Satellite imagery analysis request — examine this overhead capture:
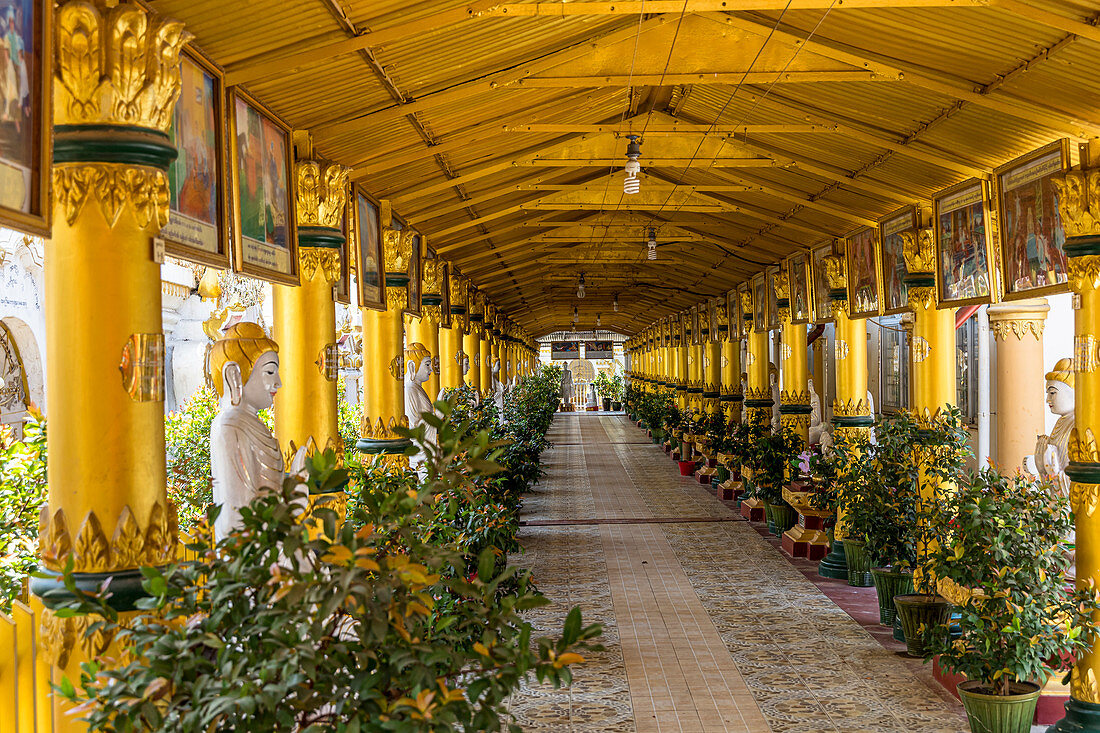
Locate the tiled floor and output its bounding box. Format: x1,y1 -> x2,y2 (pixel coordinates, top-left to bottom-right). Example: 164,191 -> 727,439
509,413 -> 971,733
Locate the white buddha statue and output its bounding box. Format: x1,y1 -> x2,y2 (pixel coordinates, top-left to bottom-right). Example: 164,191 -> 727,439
209,322 -> 305,539
561,366 -> 574,410
808,376 -> 824,444
1028,358 -> 1075,501
769,364 -> 780,431
404,342 -> 437,445
490,357 -> 506,419
586,383 -> 598,410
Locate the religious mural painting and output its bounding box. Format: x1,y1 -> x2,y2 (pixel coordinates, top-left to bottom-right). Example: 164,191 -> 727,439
708,298 -> 720,344
727,288 -> 742,339
353,185 -> 385,311
752,273 -> 766,334
0,0 -> 48,237
551,341 -> 580,361
934,178 -> 995,307
846,227 -> 880,317
879,206 -> 917,315
586,341 -> 613,359
163,47 -> 228,267
811,243 -> 833,324
787,253 -> 811,325
229,89 -> 297,284
995,139 -> 1071,300
437,257 -> 452,328
765,265 -> 780,331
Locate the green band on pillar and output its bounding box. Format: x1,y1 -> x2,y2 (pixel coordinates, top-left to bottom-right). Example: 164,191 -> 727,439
298,226 -> 345,249
779,404 -> 813,415
832,415 -> 874,427
1066,239 -> 1100,257
30,567 -> 153,613
54,125 -> 177,169
356,438 -> 412,455
1068,462 -> 1100,485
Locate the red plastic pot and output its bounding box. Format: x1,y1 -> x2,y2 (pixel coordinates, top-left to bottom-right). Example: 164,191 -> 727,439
678,460 -> 696,476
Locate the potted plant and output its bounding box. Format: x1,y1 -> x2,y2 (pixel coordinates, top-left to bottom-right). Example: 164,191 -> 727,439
922,468 -> 1100,733
593,372 -> 613,412
745,426 -> 803,536
607,372 -> 624,412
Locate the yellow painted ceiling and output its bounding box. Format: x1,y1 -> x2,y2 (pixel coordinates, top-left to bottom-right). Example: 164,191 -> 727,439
148,0 -> 1100,336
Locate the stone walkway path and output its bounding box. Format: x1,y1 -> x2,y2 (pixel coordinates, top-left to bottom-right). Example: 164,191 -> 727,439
509,413 -> 970,733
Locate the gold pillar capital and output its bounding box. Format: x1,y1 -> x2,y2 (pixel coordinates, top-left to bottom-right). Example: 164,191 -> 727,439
987,298 -> 1049,341
1052,169 -> 1100,239
295,160 -> 349,229
901,228 -> 936,275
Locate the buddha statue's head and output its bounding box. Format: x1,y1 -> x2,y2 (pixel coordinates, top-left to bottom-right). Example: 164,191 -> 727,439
1045,358 -> 1075,417
405,342 -> 433,385
209,322 -> 281,410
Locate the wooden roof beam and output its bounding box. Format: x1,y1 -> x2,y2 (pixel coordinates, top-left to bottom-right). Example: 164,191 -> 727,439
515,71 -> 891,86
503,123 -> 838,135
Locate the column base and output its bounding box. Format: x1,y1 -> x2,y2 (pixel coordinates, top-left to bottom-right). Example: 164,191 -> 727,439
817,540 -> 848,579
1049,698 -> 1100,732
355,438 -> 412,454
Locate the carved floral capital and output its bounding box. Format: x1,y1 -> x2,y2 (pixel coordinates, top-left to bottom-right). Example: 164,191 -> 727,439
296,161 -> 349,229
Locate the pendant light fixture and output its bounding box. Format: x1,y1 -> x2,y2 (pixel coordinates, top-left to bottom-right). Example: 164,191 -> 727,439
596,313 -> 602,327
613,294 -> 619,312
623,135 -> 642,195
647,227 -> 657,260
577,272 -> 586,298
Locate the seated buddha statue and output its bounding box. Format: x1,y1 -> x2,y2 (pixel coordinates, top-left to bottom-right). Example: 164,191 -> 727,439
209,322 -> 305,539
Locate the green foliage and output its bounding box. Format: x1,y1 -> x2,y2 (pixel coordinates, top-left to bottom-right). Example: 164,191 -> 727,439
822,409 -> 971,573
924,468 -> 1100,696
337,378 -> 363,455
55,402 -> 601,732
634,388 -> 680,441
593,371 -> 623,402
164,385 -> 219,530
742,425 -> 804,504
0,410 -> 46,612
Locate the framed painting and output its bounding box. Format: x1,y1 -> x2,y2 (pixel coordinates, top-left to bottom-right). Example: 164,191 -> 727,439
690,305 -> 701,345
811,243 -> 834,324
995,139 -> 1071,300
879,206 -> 917,315
738,282 -> 752,335
787,253 -> 811,325
727,288 -> 742,340
406,230 -> 422,317
353,185 -> 385,311
765,265 -> 780,331
934,178 -> 996,307
708,297 -> 720,344
229,88 -> 297,284
845,227 -> 881,318
0,0 -> 50,236
162,46 -> 228,268
437,258 -> 452,328
752,273 -> 767,334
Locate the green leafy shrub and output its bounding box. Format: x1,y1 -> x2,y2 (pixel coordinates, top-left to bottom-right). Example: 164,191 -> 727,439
55,399 -> 601,732
0,410 -> 46,612
924,468 -> 1100,696
337,378 -> 363,455
742,425 -> 803,504
164,385 -> 219,529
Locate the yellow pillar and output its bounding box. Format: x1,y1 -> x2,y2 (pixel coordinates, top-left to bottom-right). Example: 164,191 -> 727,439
817,251 -> 872,579
675,316 -> 690,412
719,298 -> 743,424
358,225 -> 414,466
405,259 -> 446,400
904,229 -> 956,420
439,270 -> 467,393
466,292 -> 484,394
1047,167 -> 1100,729
776,271 -> 810,442
32,1 -> 189,719
705,337 -> 722,415
479,300 -> 493,397
273,161 -> 347,460
987,299 -> 1049,470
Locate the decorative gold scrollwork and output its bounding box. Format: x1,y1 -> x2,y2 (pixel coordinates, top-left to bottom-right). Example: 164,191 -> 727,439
53,164 -> 170,229
296,161 -> 348,229
1052,170 -> 1100,239
119,333 -> 165,402
989,319 -> 1044,341
299,247 -> 341,284
37,502 -> 178,574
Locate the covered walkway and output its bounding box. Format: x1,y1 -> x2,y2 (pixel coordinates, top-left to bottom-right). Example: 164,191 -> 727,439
512,413 -> 968,733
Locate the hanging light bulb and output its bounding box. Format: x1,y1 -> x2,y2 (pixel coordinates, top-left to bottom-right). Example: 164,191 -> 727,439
572,306 -> 578,323
597,313 -> 602,327
647,227 -> 657,260
623,135 -> 642,195
613,294 -> 619,312
577,272 -> 585,299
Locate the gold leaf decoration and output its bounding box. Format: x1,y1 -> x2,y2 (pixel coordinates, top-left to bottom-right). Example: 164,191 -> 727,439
832,398 -> 871,417
299,247 -> 341,284
901,229 -> 936,275
386,286 -> 408,311
111,506 -> 143,569
296,161 -> 349,229
1071,482 -> 1100,518
989,319 -> 1044,341
823,254 -> 847,291
1068,255 -> 1100,295
73,512 -> 110,573
39,502 -> 177,572
53,164 -> 170,230
907,285 -> 936,312
1072,664 -> 1100,705
1070,428 -> 1100,463
383,228 -> 414,273
55,0 -> 192,132
1052,170 -> 1100,239
779,390 -> 811,406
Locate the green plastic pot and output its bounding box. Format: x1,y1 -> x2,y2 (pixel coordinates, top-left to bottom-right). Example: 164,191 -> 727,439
957,680 -> 1039,733
841,538 -> 873,587
764,502 -> 797,536
716,465 -> 731,482
893,594 -> 951,658
869,567 -> 915,626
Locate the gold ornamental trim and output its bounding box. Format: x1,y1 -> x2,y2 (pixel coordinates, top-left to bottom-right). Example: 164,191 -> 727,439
55,1 -> 192,132
779,390 -> 811,406
1071,481 -> 1100,518
383,228 -> 414,273
774,270 -> 790,300
989,318 -> 1044,342
830,299 -> 849,319
1068,255 -> 1100,294
38,502 -> 177,574
296,161 -> 348,229
744,386 -> 771,401
1052,170 -> 1100,239
901,229 -> 936,275
912,335 -> 931,363
316,343 -> 338,381
386,285 -> 408,311
119,332 -> 165,402
907,285 -> 936,312
1070,428 -> 1100,463
823,254 -> 846,291
421,303 -> 442,324
300,247 -> 341,284
39,607 -> 135,670
832,398 -> 871,418
422,259 -> 445,298
1072,666 -> 1100,705
361,415 -> 409,441
779,413 -> 811,430
53,163 -> 170,229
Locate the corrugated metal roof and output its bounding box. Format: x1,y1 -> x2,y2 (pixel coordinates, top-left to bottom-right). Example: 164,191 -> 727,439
155,0 -> 1100,335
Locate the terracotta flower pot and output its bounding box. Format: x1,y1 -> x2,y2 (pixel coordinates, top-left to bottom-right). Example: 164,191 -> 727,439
678,460 -> 696,476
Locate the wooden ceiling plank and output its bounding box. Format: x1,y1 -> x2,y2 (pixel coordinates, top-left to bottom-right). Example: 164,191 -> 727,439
491,0 -> 986,14
516,71 -> 890,86
503,123 -> 837,134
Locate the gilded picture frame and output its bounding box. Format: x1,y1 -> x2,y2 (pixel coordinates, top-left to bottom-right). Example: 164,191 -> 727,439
708,297 -> 720,344
228,87 -> 298,285
690,305 -> 701,346
752,273 -> 767,334
353,184 -> 385,311
0,0 -> 50,237
765,265 -> 780,331
933,177 -> 996,308
786,253 -> 812,325
406,228 -> 423,317
162,45 -> 229,268
994,139 -> 1071,301
845,227 -> 882,318
334,196 -> 351,305
878,205 -> 917,316
727,288 -> 742,340
437,257 -> 452,329
811,243 -> 834,325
